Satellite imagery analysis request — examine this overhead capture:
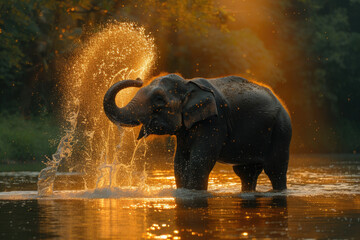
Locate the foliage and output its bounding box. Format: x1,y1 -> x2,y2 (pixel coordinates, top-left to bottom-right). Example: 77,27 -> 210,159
181,28 -> 284,85
292,0 -> 360,152
133,0 -> 284,86
0,114 -> 59,162
0,162 -> 45,171
0,0 -> 359,156
299,1 -> 360,112
0,0 -> 113,113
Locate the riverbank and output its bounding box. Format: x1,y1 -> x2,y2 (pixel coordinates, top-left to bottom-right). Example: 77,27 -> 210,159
0,114 -> 59,164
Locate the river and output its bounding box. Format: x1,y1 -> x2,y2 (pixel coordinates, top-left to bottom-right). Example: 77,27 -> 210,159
0,154 -> 359,239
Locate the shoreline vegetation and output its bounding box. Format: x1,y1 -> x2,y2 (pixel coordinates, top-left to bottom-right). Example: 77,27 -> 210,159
1,153 -> 358,172
0,114 -> 59,165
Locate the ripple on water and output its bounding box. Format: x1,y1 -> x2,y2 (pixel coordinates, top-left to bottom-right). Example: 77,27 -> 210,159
0,155 -> 359,200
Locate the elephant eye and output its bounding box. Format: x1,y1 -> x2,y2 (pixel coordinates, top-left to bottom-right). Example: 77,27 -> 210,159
153,94 -> 166,107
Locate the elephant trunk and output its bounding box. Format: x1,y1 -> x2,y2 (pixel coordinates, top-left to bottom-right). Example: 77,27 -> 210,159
103,78 -> 143,127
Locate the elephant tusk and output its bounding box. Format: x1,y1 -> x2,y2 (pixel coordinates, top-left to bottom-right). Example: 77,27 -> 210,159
137,125 -> 148,140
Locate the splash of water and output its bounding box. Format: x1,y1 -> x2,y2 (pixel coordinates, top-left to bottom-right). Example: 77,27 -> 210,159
38,22 -> 156,196
37,101 -> 79,196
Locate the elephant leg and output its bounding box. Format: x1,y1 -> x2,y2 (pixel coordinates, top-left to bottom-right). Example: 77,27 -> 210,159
184,152 -> 217,190
174,146 -> 190,189
233,164 -> 263,191
264,115 -> 291,191
175,124 -> 224,190
174,147 -> 216,190
264,154 -> 288,191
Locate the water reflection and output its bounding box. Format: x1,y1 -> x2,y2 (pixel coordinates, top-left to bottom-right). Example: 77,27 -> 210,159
1,194 -> 344,239
174,195 -> 289,239
0,193 -> 359,239
34,196 -> 291,239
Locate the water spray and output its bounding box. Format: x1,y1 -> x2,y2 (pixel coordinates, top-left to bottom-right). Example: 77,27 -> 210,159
38,22 -> 156,196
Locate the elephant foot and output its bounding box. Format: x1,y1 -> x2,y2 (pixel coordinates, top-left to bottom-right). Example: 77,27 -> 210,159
271,183 -> 287,191
267,189 -> 288,193
175,172 -> 210,191
241,184 -> 258,192
264,167 -> 287,191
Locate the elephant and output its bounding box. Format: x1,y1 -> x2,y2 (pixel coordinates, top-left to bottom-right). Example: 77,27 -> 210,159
103,74 -> 292,191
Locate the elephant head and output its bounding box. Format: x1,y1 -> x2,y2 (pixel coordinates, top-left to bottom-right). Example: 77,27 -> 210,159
103,74 -> 219,139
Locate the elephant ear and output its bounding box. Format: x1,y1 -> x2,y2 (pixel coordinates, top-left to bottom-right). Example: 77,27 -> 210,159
182,82 -> 218,129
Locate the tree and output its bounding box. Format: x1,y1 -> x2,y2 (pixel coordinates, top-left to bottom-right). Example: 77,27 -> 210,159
295,0 -> 360,152
0,0 -> 113,115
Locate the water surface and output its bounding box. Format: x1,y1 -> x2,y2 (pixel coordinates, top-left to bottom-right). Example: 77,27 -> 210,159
0,155 -> 359,239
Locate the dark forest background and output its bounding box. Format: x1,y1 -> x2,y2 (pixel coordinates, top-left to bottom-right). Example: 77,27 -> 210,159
1,0 -> 359,163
